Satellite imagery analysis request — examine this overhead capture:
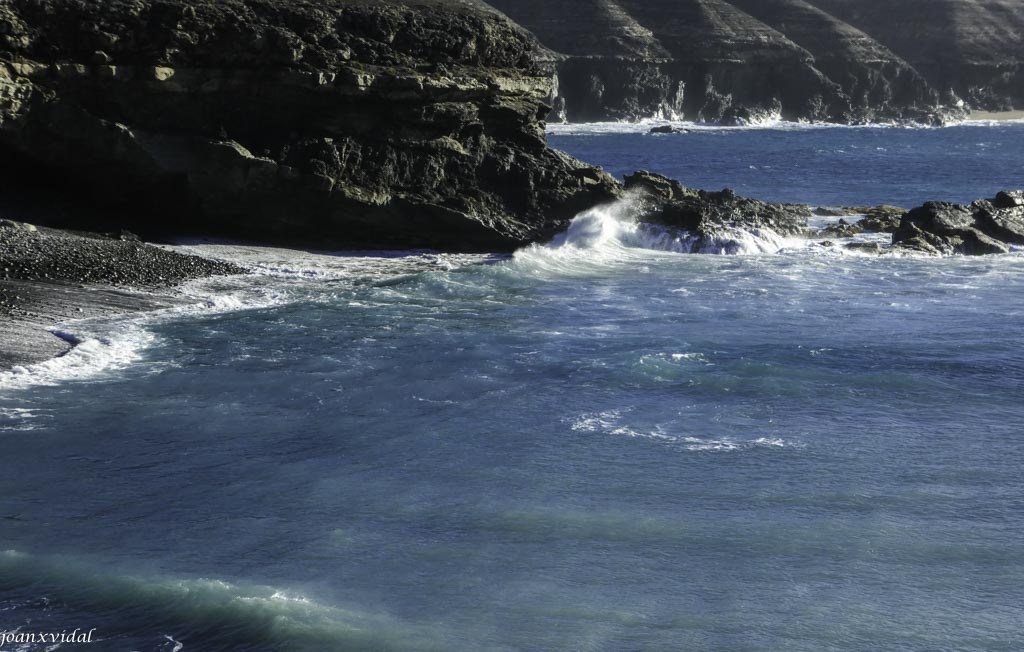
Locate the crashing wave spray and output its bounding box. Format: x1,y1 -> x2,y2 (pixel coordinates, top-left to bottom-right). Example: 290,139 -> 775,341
513,192 -> 793,276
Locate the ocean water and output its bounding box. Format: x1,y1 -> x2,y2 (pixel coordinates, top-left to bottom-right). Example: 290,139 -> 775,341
2,123 -> 1024,651
548,119 -> 1024,207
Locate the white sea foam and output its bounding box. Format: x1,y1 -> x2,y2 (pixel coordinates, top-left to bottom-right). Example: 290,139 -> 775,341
0,407 -> 51,432
569,410 -> 803,453
164,241 -> 493,284
0,550 -> 441,651
511,195 -> 796,278
546,118 -> 925,137
164,635 -> 185,652
547,115 -> 1021,137
0,322 -> 158,390
0,244 -> 497,393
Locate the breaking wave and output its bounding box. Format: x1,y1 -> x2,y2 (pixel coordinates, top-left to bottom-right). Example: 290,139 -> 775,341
568,409 -> 803,453
510,196 -> 795,277
0,550 -> 443,652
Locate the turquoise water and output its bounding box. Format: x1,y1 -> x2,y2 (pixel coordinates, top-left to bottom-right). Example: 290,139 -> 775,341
1,124 -> 1024,651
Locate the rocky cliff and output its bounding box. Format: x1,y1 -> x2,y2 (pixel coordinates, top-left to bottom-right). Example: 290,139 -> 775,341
0,0 -> 619,251
483,0 -> 1020,122
806,0 -> 1024,111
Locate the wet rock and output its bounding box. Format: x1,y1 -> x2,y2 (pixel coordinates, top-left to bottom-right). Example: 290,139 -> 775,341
843,242 -> 883,255
893,192 -> 1024,255
994,190 -> 1024,209
820,206 -> 905,238
974,200 -> 1024,245
625,170 -> 810,251
814,207 -> 850,217
818,219 -> 860,238
857,206 -> 905,233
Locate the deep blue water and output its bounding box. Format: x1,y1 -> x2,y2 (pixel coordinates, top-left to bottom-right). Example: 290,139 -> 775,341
549,121 -> 1024,207
2,124 -> 1024,651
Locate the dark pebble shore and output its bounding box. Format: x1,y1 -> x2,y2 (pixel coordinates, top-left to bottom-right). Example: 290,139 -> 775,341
0,221 -> 246,371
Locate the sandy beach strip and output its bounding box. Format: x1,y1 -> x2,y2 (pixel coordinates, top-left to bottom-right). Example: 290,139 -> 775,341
966,110 -> 1024,121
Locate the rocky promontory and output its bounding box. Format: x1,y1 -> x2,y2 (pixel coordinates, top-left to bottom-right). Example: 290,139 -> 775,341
0,0 -> 619,252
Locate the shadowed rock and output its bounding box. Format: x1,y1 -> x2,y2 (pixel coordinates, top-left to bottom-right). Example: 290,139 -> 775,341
0,0 -> 619,252
806,0 -> 1024,111
480,0 -> 1013,122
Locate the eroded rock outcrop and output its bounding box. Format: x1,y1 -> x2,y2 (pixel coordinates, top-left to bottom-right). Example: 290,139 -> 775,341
625,170 -> 811,252
893,191 -> 1024,255
0,0 -> 619,251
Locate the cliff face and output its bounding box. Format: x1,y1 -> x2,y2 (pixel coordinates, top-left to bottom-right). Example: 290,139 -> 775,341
726,0 -> 939,121
483,0 -> 1021,122
0,0 -> 619,251
482,0 -> 679,121
806,0 -> 1024,110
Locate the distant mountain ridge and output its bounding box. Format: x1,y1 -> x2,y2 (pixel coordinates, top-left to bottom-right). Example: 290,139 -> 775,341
482,0 -> 1023,123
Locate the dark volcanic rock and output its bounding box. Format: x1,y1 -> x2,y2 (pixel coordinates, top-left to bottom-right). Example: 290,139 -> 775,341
818,205 -> 904,237
857,206 -> 905,233
893,192 -> 1024,255
994,191 -> 1024,209
0,0 -> 619,252
625,170 -> 811,252
727,0 -> 940,123
480,0 -> 992,123
806,0 -> 1024,112
844,241 -> 883,254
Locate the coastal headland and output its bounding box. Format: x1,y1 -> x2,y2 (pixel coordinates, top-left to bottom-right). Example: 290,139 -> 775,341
0,0 -> 1022,369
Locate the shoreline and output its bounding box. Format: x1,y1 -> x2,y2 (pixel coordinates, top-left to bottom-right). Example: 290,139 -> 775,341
547,110 -> 1024,133
0,280 -> 188,369
965,110 -> 1024,121
0,223 -> 245,373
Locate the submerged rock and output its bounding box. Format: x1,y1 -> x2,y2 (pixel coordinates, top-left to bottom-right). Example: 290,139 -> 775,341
817,205 -> 904,237
843,242 -> 883,255
0,0 -> 619,252
893,191 -> 1024,255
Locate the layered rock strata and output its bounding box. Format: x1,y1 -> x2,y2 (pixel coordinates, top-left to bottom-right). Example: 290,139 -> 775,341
807,0 -> 1024,111
0,0 -> 619,251
485,0 -> 1018,123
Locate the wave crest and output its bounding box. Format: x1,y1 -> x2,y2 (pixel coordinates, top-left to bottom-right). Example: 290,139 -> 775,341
511,196 -> 793,276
